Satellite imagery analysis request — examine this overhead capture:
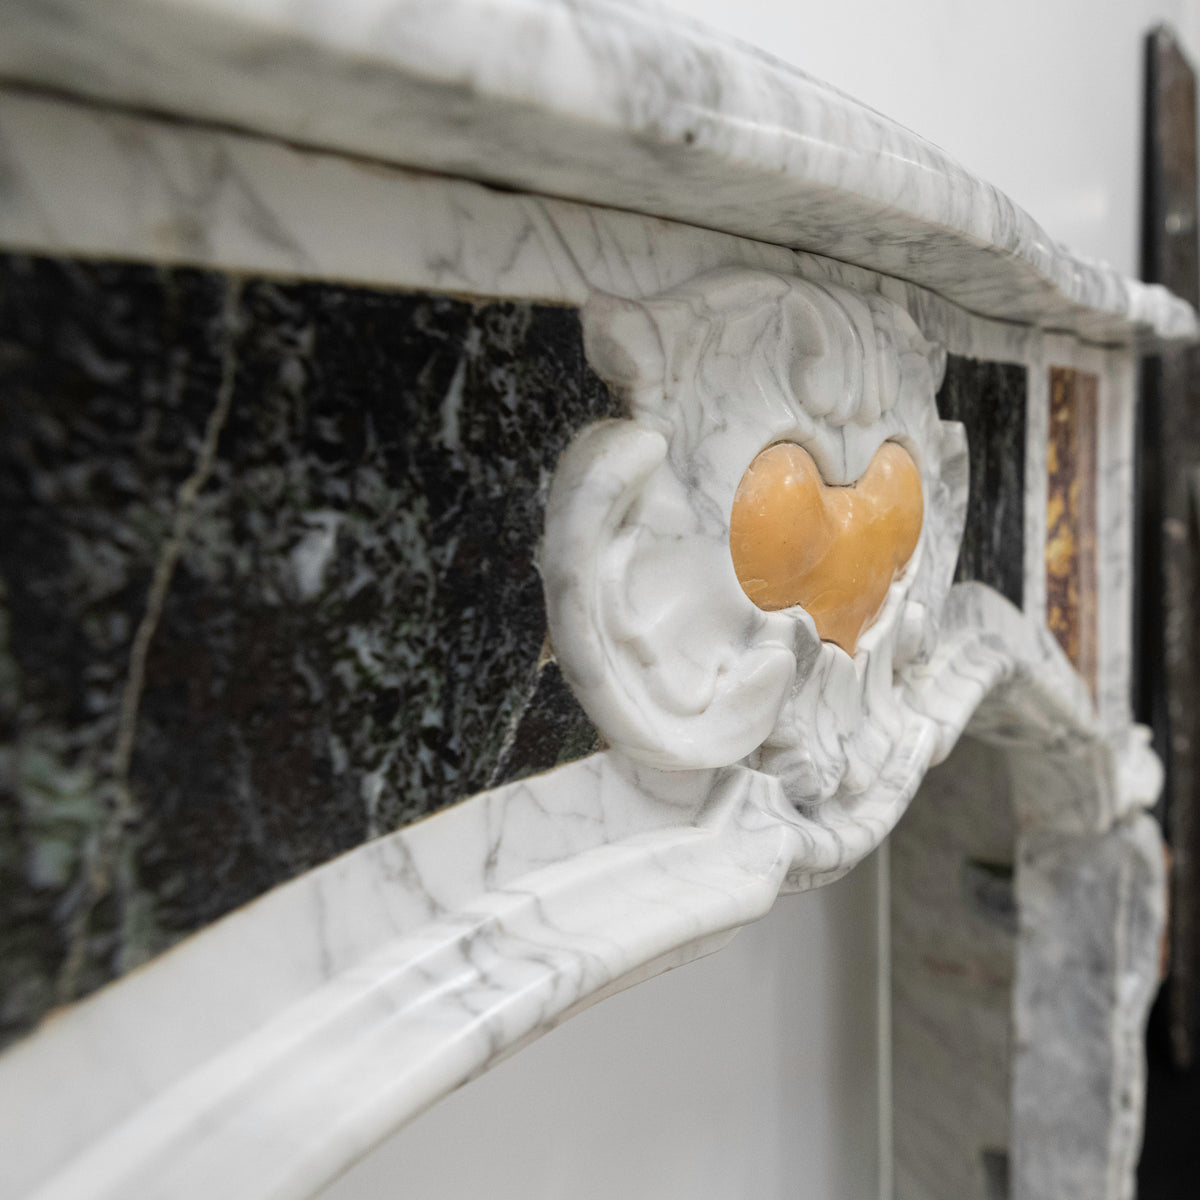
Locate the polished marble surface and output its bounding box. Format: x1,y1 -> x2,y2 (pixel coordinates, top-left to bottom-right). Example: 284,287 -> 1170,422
0,250 -> 1164,1196
0,7 -> 1179,1195
0,86 -> 1176,365
545,269 -> 958,787
891,737 -> 1016,1200
0,0 -> 1194,344
730,441 -> 923,653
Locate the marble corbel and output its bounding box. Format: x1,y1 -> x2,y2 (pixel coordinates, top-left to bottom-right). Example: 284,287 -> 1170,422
544,266 -> 965,843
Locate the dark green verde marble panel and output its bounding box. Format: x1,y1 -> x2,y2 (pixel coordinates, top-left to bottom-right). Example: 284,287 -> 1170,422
936,355 -> 1028,608
0,255 -> 612,1045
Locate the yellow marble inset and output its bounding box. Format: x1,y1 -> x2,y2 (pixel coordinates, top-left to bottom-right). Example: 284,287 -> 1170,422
730,441 -> 923,654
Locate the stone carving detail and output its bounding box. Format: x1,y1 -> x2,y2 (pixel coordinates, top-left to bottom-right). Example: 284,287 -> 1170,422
543,267 -> 965,801
538,264 -> 1165,1200
0,268 -> 1166,1200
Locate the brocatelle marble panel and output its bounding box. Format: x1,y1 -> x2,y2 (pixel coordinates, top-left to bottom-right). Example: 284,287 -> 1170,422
1046,366 -> 1100,697
0,254 -> 608,1043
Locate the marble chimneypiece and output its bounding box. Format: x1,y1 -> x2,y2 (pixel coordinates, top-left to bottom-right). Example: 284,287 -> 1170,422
0,2 -> 1183,1195
0,255 -> 610,1043
0,256 -> 1049,1046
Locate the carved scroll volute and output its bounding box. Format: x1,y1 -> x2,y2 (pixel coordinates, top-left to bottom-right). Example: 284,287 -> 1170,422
542,268 -> 965,795
541,417 -> 796,769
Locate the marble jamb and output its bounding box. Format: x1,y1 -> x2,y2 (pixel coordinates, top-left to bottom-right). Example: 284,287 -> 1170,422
1012,812 -> 1165,1200
891,737 -> 1017,1200
0,0 -> 1193,343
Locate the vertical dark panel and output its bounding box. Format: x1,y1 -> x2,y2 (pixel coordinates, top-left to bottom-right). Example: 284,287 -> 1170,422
1139,25 -> 1200,1074
1138,24 -> 1200,1200
935,355 -> 1028,608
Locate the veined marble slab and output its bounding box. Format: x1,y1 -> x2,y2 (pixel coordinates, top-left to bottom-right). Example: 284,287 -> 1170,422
0,0 -> 1193,345
0,16 -> 1178,1197
0,586 -> 1162,1200
0,253 -> 1165,1200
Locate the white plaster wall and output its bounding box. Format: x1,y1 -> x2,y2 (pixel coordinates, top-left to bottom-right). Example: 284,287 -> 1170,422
326,4 -> 1195,1197
668,0 -> 1200,278
323,861 -> 884,1200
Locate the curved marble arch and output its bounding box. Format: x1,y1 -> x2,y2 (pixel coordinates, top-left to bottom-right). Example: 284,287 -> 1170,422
0,268 -> 1164,1200
0,602 -> 1160,1200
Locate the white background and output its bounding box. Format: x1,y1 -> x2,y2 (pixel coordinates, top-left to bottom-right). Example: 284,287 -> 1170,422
327,3 -> 1200,1196
670,0 -> 1200,279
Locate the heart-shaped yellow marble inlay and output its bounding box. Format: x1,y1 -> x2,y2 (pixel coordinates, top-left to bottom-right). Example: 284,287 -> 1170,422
730,441 -> 923,655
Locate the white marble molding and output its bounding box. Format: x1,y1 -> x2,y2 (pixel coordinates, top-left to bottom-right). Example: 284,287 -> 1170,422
0,0 -> 1195,345
0,264 -> 1166,1200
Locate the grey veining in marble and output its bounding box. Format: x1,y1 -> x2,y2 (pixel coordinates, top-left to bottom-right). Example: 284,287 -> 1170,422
0,0 -> 1194,345
0,87 -> 1183,362
893,734 -> 1165,1200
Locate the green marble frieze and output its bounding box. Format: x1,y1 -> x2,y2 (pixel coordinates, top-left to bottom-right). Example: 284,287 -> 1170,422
0,256 -> 612,1044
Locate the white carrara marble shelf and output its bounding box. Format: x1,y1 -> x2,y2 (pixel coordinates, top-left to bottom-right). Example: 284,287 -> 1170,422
0,0 -> 1194,345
